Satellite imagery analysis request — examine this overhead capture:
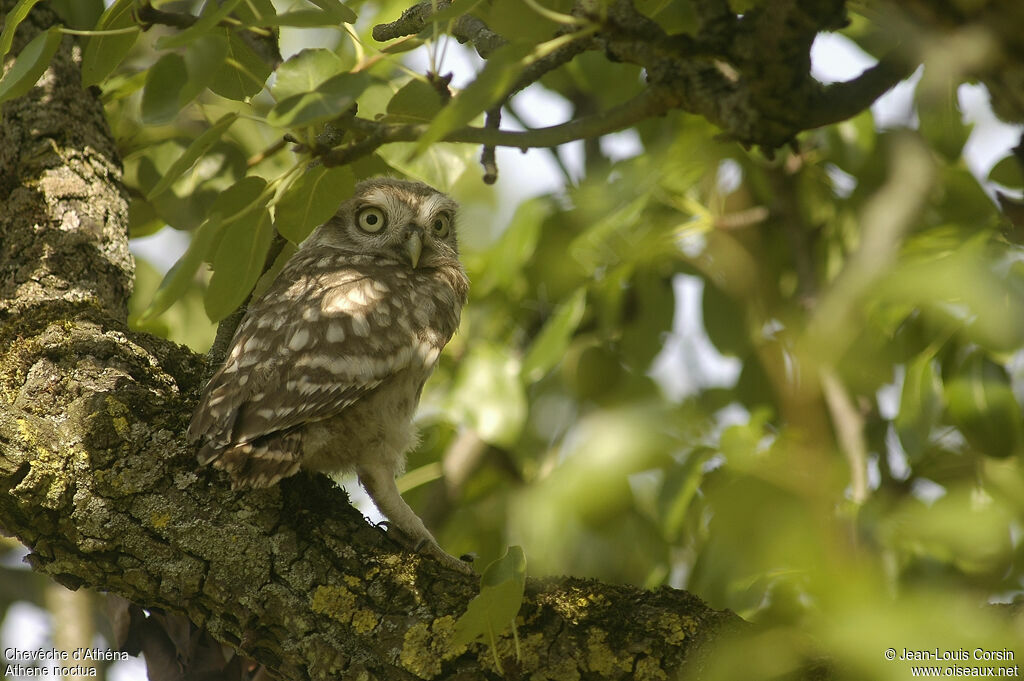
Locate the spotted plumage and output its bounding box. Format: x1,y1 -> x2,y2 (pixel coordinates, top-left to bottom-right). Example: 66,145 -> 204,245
187,177 -> 470,572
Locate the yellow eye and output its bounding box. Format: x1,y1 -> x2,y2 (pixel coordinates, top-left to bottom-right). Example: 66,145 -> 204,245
431,213 -> 451,237
357,207 -> 386,233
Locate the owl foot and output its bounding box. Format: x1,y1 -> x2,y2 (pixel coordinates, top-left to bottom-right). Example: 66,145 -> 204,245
414,538 -> 475,574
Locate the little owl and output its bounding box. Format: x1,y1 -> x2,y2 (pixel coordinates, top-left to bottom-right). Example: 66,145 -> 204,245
187,177 -> 471,573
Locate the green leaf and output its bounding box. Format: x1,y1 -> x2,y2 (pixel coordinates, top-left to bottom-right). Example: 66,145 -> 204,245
0,26 -> 61,105
138,222 -> 219,323
145,113 -> 239,200
275,165 -> 355,243
232,0 -> 276,23
451,546 -> 527,650
267,72 -> 369,128
207,29 -> 272,100
473,197 -> 548,295
156,0 -> 243,50
140,53 -> 188,125
81,0 -> 138,86
945,351 -> 1023,460
379,37 -> 424,54
702,282 -> 748,357
988,155 -> 1024,188
242,10 -> 348,27
305,0 -> 357,23
916,77 -> 971,162
180,34 -> 230,105
205,206 -> 275,321
386,78 -> 445,121
895,354 -> 944,461
274,165 -> 355,243
0,0 -> 44,63
50,0 -> 105,30
521,288 -> 587,383
273,48 -> 346,101
478,0 -> 561,43
415,42 -> 530,154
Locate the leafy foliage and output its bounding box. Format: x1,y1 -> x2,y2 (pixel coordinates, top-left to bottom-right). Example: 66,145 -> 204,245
3,0 -> 1023,678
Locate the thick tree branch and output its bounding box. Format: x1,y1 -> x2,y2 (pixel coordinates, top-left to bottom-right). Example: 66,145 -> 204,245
0,3 -> 750,680
370,0 -> 898,151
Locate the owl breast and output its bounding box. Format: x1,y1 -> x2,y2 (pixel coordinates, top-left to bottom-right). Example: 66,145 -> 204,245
300,364 -> 429,474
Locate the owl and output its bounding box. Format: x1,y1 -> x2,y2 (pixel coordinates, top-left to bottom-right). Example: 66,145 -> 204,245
187,177 -> 471,573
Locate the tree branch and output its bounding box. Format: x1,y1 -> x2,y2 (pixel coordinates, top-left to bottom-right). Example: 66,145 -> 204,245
323,87 -> 677,167
372,0 -> 912,151
0,3 -> 751,679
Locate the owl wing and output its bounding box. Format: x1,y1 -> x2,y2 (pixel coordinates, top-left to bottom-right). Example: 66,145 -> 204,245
187,252 -> 460,478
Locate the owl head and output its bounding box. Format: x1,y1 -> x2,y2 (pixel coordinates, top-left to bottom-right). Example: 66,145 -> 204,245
302,177 -> 460,269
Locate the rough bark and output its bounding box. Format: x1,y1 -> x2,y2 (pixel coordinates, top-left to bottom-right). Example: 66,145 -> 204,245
0,3 -> 746,680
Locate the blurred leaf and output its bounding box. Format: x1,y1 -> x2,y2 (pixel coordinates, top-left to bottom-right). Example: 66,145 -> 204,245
561,338 -> 627,400
272,48 -> 346,101
895,354 -> 944,462
944,351 -> 1023,460
568,193 -> 651,270
140,53 -> 188,125
658,447 -> 714,539
415,42 -> 530,154
619,267 -> 675,369
0,27 -> 61,105
128,198 -> 162,238
208,29 -> 272,100
267,72 -> 369,128
702,281 -> 748,357
275,165 -> 355,243
916,77 -> 972,162
448,344 -> 527,447
472,198 -> 547,296
451,546 -> 526,649
880,485 -> 1014,574
521,288 -> 587,383
145,113 -> 239,200
80,0 -> 139,86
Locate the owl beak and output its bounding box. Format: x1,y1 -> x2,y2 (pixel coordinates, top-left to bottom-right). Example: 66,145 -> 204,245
404,230 -> 423,268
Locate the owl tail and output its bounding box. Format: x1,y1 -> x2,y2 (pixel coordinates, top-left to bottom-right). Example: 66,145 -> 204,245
198,431 -> 303,489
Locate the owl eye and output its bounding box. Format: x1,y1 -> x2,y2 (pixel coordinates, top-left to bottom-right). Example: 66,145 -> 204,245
356,207 -> 387,233
431,213 -> 451,238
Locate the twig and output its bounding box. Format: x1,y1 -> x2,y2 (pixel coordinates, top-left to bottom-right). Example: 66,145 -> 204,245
820,367 -> 869,505
803,54 -> 916,129
480,107 -> 500,184
323,86 -> 677,167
